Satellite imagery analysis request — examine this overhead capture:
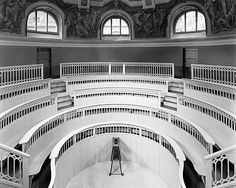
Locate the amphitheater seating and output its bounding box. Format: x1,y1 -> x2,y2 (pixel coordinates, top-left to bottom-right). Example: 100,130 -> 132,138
0,63 -> 235,188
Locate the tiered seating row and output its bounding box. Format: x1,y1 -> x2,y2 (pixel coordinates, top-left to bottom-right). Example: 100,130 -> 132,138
179,96 -> 236,132
21,105 -> 213,154
0,95 -> 56,130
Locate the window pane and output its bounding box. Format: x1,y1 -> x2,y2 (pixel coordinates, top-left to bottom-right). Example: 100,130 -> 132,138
37,11 -> 47,32
27,12 -> 36,31
103,20 -> 111,35
121,26 -> 129,35
186,11 -> 196,32
48,14 -> 58,32
175,14 -> 185,32
197,12 -> 206,31
112,19 -> 120,35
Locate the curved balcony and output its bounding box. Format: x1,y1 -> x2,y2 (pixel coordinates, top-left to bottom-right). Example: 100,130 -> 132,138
49,123 -> 186,188
0,94 -> 57,147
19,104 -> 214,176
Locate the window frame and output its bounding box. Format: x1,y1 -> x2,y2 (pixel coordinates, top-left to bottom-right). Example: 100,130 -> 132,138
173,10 -> 206,34
102,17 -> 130,37
27,9 -> 59,35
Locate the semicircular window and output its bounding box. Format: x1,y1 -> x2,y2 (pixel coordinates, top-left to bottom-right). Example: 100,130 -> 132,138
173,10 -> 206,38
102,17 -> 131,40
27,10 -> 60,39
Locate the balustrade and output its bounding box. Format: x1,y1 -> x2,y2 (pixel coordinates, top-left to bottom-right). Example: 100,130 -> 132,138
49,123 -> 185,188
191,64 -> 236,86
179,96 -> 236,132
60,62 -> 174,78
184,79 -> 236,101
205,145 -> 236,188
0,143 -> 29,188
0,79 -> 51,113
0,64 -> 44,86
20,105 -> 213,156
0,94 -> 56,131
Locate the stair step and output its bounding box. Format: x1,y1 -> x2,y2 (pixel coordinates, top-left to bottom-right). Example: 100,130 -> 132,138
51,81 -> 66,86
161,104 -> 177,111
58,100 -> 73,107
163,100 -> 177,107
58,104 -> 74,111
164,96 -> 177,103
51,90 -> 66,94
168,90 -> 184,95
57,96 -> 71,102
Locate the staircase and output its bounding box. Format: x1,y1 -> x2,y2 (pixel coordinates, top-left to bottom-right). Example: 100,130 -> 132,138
168,81 -> 184,95
50,80 -> 66,94
57,94 -> 74,111
161,94 -> 177,111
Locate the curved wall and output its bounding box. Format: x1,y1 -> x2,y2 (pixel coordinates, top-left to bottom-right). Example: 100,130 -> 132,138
53,128 -> 181,188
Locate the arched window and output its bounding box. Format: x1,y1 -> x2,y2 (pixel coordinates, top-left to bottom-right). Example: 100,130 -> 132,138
27,9 -> 60,38
102,17 -> 131,40
173,10 -> 206,38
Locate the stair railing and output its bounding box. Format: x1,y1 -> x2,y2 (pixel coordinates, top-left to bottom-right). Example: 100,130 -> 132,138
0,143 -> 30,188
205,145 -> 236,188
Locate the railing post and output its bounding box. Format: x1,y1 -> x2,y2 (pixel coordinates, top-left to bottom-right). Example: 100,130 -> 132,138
205,159 -> 212,188
123,64 -> 126,75
109,63 -> 112,75
23,157 -> 30,188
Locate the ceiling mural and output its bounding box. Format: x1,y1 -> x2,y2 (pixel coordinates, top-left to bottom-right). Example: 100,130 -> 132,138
0,0 -> 235,38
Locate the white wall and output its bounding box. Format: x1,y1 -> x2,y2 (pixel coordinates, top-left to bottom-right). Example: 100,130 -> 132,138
55,133 -> 179,188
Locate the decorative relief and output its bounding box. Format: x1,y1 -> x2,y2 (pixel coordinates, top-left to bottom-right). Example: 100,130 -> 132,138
203,0 -> 236,33
132,8 -> 167,38
65,7 -> 101,38
0,0 -> 26,34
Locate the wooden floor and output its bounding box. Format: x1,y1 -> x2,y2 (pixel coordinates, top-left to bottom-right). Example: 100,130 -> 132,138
66,161 -> 169,188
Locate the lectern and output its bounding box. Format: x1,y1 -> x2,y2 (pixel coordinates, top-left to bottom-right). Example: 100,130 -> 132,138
109,137 -> 124,176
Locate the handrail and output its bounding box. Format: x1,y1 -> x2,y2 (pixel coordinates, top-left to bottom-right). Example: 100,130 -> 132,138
19,104 -> 214,154
205,145 -> 236,188
0,79 -> 51,101
67,75 -> 168,87
184,79 -> 236,101
179,95 -> 236,132
0,64 -> 44,86
191,64 -> 236,86
60,62 -> 174,78
0,143 -> 29,188
49,123 -> 186,188
0,94 -> 57,130
74,87 -> 161,99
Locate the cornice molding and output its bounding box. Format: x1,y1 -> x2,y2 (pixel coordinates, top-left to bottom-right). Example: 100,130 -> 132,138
0,34 -> 235,48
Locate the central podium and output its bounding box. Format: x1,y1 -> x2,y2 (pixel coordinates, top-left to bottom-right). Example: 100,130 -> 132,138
109,137 -> 124,176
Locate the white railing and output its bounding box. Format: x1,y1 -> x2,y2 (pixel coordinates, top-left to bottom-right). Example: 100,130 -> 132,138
0,94 -> 57,131
0,79 -> 51,113
74,87 -> 160,100
184,79 -> 236,102
49,123 -> 186,188
205,145 -> 236,188
0,143 -> 29,188
20,104 -> 213,155
191,64 -> 236,86
0,64 -> 44,86
179,96 -> 236,132
60,62 -> 174,78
